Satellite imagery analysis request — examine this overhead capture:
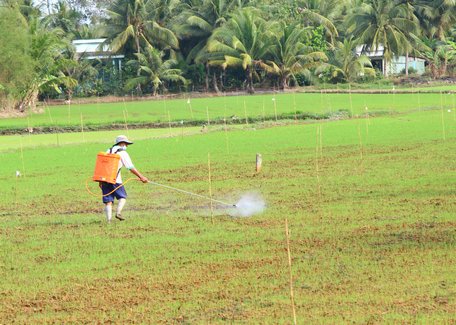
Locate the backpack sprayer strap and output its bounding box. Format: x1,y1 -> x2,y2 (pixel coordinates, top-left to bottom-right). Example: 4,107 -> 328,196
109,146 -> 123,179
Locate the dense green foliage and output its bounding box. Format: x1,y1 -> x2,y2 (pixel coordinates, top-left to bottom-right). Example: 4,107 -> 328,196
0,6 -> 34,109
1,0 -> 456,110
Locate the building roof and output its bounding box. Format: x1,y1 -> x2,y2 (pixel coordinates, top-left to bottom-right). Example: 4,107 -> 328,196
72,38 -> 124,60
355,45 -> 425,61
355,45 -> 385,58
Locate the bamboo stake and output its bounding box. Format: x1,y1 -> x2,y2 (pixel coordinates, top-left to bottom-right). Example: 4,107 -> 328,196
440,91 -> 446,141
206,106 -> 210,127
80,112 -> 85,143
320,89 -> 324,112
223,99 -> 230,153
255,153 -> 262,173
325,84 -> 332,113
124,106 -> 129,120
123,97 -> 127,113
417,88 -> 422,112
224,118 -> 229,154
167,111 -> 173,137
348,84 -> 353,116
26,105 -> 32,143
20,136 -> 26,178
46,101 -> 54,124
262,99 -> 266,124
123,110 -> 129,137
45,101 -> 59,146
15,173 -> 19,209
451,94 -> 456,121
163,99 -> 171,136
187,98 -> 194,119
244,100 -> 249,125
293,93 -> 298,123
285,219 -> 297,325
390,86 -> 396,115
208,152 -> 214,223
319,123 -> 323,160
67,98 -> 71,122
163,98 -> 168,122
315,125 -> 321,200
272,97 -> 278,122
358,123 -> 363,161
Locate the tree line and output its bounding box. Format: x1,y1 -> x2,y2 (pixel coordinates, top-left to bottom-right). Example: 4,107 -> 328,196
1,0 -> 456,111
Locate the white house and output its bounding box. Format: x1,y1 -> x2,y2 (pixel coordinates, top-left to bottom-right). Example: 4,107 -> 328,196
356,45 -> 426,76
72,38 -> 124,71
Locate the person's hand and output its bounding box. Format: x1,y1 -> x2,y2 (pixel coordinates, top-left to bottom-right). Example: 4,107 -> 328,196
139,176 -> 149,183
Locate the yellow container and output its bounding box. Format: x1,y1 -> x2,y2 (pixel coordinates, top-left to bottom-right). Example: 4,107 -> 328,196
92,152 -> 120,184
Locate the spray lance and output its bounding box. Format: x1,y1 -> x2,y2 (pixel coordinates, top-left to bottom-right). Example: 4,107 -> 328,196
146,180 -> 237,207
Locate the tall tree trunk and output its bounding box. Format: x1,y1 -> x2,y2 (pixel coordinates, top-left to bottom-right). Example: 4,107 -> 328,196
281,75 -> 287,90
431,64 -> 437,79
442,57 -> 448,76
219,71 -> 224,90
246,66 -> 254,94
19,87 -> 39,112
382,59 -> 386,76
205,62 -> 210,92
212,72 -> 220,93
135,35 -> 142,94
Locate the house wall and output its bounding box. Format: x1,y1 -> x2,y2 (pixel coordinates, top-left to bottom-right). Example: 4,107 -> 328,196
387,56 -> 426,75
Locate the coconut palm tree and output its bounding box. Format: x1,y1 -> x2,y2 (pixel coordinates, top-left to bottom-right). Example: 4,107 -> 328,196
262,23 -> 327,89
315,37 -> 375,82
207,8 -> 273,93
347,0 -> 419,76
125,45 -> 187,95
415,0 -> 456,41
43,0 -> 83,38
23,16 -> 77,109
421,37 -> 456,78
297,0 -> 344,46
104,0 -> 179,56
173,0 -> 248,91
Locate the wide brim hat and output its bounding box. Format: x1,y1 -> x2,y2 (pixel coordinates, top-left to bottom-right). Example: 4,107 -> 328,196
115,135 -> 134,145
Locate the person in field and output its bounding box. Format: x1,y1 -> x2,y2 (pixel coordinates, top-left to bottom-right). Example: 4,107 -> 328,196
100,135 -> 149,222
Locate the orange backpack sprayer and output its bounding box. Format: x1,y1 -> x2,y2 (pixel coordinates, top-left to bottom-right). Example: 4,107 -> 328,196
92,152 -> 121,184
86,151 -> 136,197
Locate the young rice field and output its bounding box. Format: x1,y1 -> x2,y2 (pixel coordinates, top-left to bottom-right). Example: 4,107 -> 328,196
0,91 -> 455,323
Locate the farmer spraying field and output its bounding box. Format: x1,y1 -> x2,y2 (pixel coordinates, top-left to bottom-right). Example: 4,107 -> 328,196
96,135 -> 148,222
88,136 -> 264,219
